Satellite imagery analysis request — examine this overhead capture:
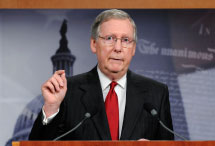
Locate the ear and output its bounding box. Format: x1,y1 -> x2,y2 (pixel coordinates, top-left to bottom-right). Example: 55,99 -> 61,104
90,38 -> 97,54
132,43 -> 136,56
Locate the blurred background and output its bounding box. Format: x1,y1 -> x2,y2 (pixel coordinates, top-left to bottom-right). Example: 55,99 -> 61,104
0,9 -> 215,146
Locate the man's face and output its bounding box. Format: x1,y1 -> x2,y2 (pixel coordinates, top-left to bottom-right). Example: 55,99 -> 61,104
91,18 -> 136,79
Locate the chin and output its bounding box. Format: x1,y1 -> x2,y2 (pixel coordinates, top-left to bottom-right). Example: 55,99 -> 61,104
105,64 -> 124,73
109,68 -> 123,73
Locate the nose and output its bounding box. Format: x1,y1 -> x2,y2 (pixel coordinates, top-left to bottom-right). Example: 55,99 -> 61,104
114,39 -> 122,52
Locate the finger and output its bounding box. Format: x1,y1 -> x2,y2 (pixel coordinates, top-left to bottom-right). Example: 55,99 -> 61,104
53,73 -> 64,87
49,77 -> 61,92
61,73 -> 67,88
55,70 -> 65,76
43,81 -> 56,94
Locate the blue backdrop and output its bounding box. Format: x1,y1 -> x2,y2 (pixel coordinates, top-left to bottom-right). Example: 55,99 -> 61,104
0,9 -> 215,146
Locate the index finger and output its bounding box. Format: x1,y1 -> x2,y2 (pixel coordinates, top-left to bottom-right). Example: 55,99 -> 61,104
54,70 -> 65,75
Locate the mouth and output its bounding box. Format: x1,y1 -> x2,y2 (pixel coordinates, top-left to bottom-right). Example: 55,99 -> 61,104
109,58 -> 124,65
109,58 -> 123,61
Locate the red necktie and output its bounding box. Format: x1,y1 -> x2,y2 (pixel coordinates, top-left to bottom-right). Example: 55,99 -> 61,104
105,81 -> 119,140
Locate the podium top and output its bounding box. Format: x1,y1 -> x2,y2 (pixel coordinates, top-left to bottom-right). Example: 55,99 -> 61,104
13,141 -> 215,146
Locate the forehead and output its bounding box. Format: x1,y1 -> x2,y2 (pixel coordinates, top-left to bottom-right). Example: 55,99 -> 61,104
99,18 -> 134,37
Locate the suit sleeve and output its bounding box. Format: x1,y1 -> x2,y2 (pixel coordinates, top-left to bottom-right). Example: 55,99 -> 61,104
28,99 -> 67,140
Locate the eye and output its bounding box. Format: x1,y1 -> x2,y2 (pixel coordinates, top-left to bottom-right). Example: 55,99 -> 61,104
122,37 -> 130,43
105,36 -> 114,41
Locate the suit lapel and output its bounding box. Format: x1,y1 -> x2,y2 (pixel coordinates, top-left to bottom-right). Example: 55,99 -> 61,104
80,67 -> 111,140
120,70 -> 148,140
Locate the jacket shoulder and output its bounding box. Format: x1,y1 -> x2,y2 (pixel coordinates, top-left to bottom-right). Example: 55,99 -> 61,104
67,72 -> 88,83
128,70 -> 168,89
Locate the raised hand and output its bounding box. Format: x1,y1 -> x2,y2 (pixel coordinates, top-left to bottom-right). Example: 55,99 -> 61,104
42,70 -> 67,117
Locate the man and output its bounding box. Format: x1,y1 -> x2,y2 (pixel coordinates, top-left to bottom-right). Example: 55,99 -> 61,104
29,9 -> 174,140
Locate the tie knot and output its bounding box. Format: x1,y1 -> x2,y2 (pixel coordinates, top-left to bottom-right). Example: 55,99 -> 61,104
110,81 -> 117,89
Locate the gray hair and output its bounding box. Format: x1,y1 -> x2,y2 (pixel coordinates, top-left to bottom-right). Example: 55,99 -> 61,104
91,9 -> 137,42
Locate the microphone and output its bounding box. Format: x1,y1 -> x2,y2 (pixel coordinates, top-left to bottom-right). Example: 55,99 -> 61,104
53,112 -> 91,141
144,103 -> 187,141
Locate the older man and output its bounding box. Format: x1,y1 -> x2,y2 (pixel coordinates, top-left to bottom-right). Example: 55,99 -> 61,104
29,9 -> 174,140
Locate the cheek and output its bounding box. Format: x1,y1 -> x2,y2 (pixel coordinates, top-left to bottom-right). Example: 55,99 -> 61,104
125,50 -> 134,60
99,49 -> 111,59
97,49 -> 110,63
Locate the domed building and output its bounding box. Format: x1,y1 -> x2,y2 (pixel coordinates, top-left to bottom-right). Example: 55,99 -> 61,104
6,19 -> 76,146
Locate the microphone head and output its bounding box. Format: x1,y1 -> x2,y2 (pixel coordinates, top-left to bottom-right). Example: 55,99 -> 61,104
150,109 -> 158,117
144,103 -> 158,117
85,112 -> 91,118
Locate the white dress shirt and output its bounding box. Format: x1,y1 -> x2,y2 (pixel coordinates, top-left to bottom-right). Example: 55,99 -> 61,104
97,67 -> 127,138
42,67 -> 127,138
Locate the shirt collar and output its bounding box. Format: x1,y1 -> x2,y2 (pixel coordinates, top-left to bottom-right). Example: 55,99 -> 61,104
97,66 -> 127,91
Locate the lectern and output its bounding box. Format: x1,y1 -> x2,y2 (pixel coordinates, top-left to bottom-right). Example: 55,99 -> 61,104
12,141 -> 215,146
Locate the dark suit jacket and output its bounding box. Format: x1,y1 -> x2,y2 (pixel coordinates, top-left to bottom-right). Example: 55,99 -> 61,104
29,67 -> 174,140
